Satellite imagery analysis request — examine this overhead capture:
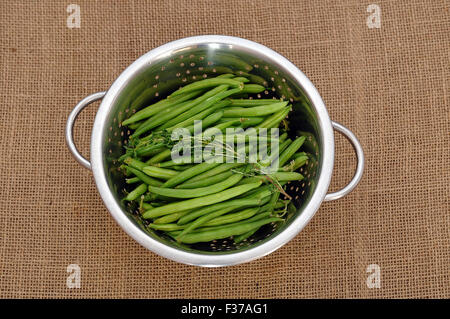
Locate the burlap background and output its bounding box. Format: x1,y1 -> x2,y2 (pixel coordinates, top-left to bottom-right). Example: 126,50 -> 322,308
0,0 -> 448,298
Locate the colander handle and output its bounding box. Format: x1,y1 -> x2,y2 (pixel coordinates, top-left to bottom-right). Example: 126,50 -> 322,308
324,121 -> 364,201
65,92 -> 106,170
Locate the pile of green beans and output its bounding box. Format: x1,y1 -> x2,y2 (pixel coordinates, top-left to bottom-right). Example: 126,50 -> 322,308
119,74 -> 309,245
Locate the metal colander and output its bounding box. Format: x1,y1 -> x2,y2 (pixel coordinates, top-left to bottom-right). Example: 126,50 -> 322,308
66,36 -> 363,266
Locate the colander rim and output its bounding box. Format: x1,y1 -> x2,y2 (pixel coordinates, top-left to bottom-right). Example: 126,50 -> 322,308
90,35 -> 334,267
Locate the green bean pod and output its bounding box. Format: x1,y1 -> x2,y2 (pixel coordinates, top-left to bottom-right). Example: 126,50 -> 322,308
278,136 -> 306,167
146,149 -> 172,164
256,107 -> 290,128
124,157 -> 147,170
233,228 -> 259,243
177,171 -> 233,189
214,119 -> 242,132
228,98 -> 283,107
142,166 -> 178,180
192,210 -> 273,235
124,183 -> 147,201
176,206 -> 238,240
165,93 -> 235,132
135,143 -> 166,157
162,162 -> 221,188
131,99 -> 196,137
202,207 -> 259,227
237,172 -> 304,184
223,101 -> 288,117
232,77 -> 250,83
153,210 -> 192,224
177,197 -> 261,225
148,173 -> 243,199
126,177 -> 140,184
122,91 -> 201,125
177,217 -> 283,244
169,78 -> 244,97
234,84 -> 265,94
158,85 -> 229,130
142,182 -> 262,219
185,110 -> 224,134
216,73 -> 235,79
125,166 -> 164,186
281,155 -> 308,171
148,223 -> 185,231
184,163 -> 244,183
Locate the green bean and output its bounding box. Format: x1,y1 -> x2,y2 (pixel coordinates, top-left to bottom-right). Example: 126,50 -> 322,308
148,173 -> 243,199
281,155 -> 308,171
125,166 -> 163,186
167,209 -> 275,236
233,228 -> 259,243
238,172 -> 304,185
278,136 -> 306,167
126,177 -> 140,184
124,157 -> 146,170
293,152 -> 307,158
228,98 -> 283,107
259,138 -> 291,167
279,132 -> 288,143
142,166 -> 178,180
165,91 -> 238,131
232,210 -> 274,243
123,91 -> 201,125
214,119 -> 241,132
148,223 -> 185,231
135,143 -> 166,157
146,149 -> 172,164
153,210 -> 192,224
169,78 -> 244,97
239,117 -> 265,128
234,84 -> 265,94
131,99 -> 197,137
223,101 -> 288,117
242,184 -> 274,200
219,117 -> 265,127
202,207 -> 259,227
177,217 -> 283,243
142,182 -> 262,218
138,146 -> 166,158
232,77 -> 249,83
185,110 -> 224,133
128,121 -> 143,130
177,197 -> 262,225
216,73 -> 235,78
124,183 -> 147,201
155,160 -> 188,168
248,210 -> 273,222
167,102 -> 226,133
256,106 -> 290,128
162,162 -> 221,188
212,53 -> 253,71
171,164 -> 195,171
185,163 -> 244,183
158,84 -> 229,130
274,200 -> 288,210
176,206 -> 238,240
191,210 -> 273,235
142,202 -> 153,210
177,171 -> 233,189
267,191 -> 281,210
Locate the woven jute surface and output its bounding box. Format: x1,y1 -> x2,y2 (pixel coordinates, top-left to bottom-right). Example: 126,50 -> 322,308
0,0 -> 448,298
